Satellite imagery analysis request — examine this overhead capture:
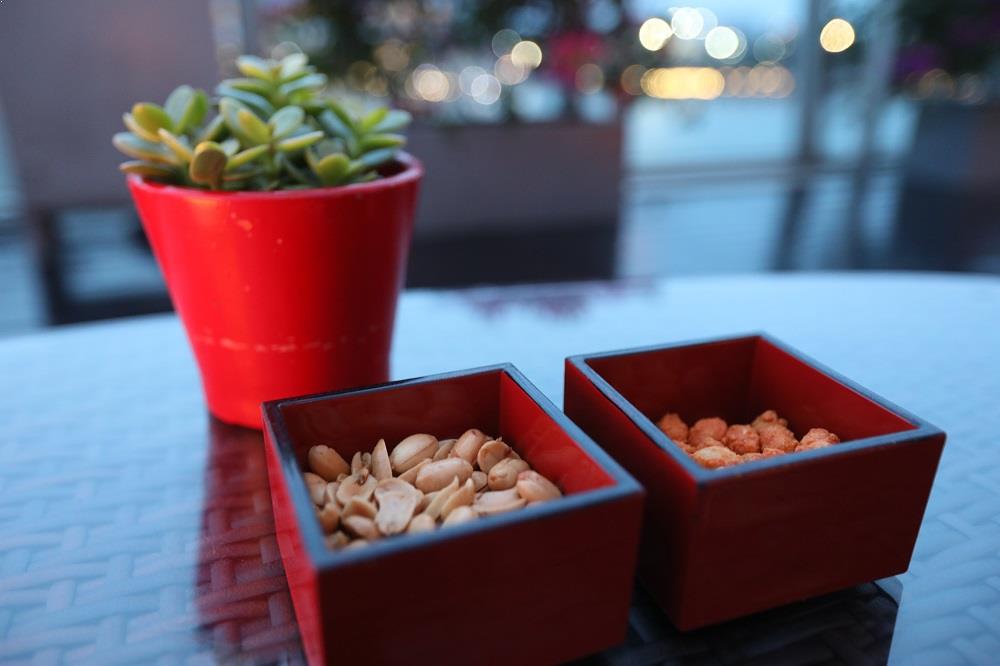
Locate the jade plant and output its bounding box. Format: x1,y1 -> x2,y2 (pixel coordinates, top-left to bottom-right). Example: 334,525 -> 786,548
113,53 -> 410,190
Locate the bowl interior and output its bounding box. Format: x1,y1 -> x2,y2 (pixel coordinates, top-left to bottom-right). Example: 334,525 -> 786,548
278,368 -> 615,494
585,336 -> 916,443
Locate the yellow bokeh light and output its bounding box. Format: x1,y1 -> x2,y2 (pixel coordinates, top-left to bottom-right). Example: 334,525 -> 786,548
671,8 -> 704,40
511,40 -> 543,69
820,18 -> 855,53
641,67 -> 724,100
638,17 -> 672,51
412,65 -> 450,102
704,26 -> 740,60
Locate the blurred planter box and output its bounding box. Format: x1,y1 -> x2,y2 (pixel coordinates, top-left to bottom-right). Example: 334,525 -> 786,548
406,120 -> 622,237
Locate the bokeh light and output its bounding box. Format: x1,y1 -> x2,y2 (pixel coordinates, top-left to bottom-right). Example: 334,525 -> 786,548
620,64 -> 646,96
819,18 -> 855,53
752,33 -> 787,63
575,63 -> 605,94
510,40 -> 543,69
459,66 -> 488,95
495,54 -> 529,85
641,67 -> 725,100
704,26 -> 740,60
638,17 -> 672,51
411,64 -> 450,102
471,73 -> 502,104
491,29 -> 521,57
670,8 -> 704,40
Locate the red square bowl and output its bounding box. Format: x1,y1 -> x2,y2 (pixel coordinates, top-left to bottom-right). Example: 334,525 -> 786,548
262,364 -> 644,665
564,334 -> 945,630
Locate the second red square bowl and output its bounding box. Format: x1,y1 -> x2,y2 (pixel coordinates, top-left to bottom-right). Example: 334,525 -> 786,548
564,334 -> 945,630
263,364 -> 644,665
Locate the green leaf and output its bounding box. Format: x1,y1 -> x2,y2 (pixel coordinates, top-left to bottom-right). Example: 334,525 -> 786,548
189,141 -> 228,188
268,106 -> 304,140
131,103 -> 174,135
359,133 -> 405,152
310,152 -> 350,185
278,73 -> 327,99
164,85 -> 207,134
279,53 -> 308,80
372,109 -> 412,133
360,107 -> 388,132
118,160 -> 176,179
195,114 -> 226,143
236,55 -> 276,81
122,112 -> 161,143
349,148 -> 396,174
220,138 -> 241,156
237,108 -> 270,145
112,132 -> 177,164
220,77 -> 273,96
317,109 -> 358,156
227,144 -> 269,170
157,129 -> 193,162
215,85 -> 274,116
276,130 -> 323,153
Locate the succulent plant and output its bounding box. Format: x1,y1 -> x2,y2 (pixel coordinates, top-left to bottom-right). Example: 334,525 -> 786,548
113,53 -> 410,191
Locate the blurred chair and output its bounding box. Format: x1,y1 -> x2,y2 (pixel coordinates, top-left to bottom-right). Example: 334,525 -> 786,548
0,0 -> 219,323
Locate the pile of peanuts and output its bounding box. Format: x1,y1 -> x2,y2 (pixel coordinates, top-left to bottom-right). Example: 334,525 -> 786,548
302,429 -> 563,550
656,409 -> 841,469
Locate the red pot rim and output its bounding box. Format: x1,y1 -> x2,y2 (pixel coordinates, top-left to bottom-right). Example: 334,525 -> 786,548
126,151 -> 423,200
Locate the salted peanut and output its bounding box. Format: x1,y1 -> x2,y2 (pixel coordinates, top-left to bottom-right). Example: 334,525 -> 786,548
516,470 -> 562,502
376,489 -> 421,536
342,515 -> 379,540
304,472 -> 327,506
691,417 -> 727,442
477,439 -> 511,473
407,513 -> 436,534
442,505 -> 477,527
371,439 -> 392,481
656,412 -> 689,443
398,458 -> 431,485
323,482 -> 340,505
758,424 -> 797,453
752,409 -> 788,431
326,531 -> 350,549
724,424 -> 761,454
375,478 -> 421,500
433,439 -> 457,461
471,470 -> 488,492
389,434 -> 438,474
317,502 -> 341,532
761,447 -> 786,457
450,428 -> 489,464
343,540 -> 370,551
692,445 -> 741,469
351,451 -> 365,475
473,487 -> 526,515
423,477 -> 459,520
336,472 -> 377,505
419,490 -> 437,512
800,428 -> 840,447
342,497 -> 377,520
441,479 -> 476,519
509,449 -> 522,461
415,458 -> 473,493
689,433 -> 724,451
487,457 -> 530,491
308,445 -> 351,481
741,452 -> 766,463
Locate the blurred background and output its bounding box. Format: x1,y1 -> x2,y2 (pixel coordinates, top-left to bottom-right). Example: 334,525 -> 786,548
0,0 -> 998,336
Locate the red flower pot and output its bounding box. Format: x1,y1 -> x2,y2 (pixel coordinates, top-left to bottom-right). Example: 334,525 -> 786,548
127,154 -> 422,429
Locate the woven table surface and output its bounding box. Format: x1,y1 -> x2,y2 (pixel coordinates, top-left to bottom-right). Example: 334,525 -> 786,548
1,272 -> 998,665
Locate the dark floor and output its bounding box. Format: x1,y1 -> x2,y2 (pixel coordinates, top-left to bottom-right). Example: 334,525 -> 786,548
1,166 -> 998,337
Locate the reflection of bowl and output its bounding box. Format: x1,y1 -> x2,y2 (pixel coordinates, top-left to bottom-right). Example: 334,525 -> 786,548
564,334 -> 945,630
262,364 -> 644,665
